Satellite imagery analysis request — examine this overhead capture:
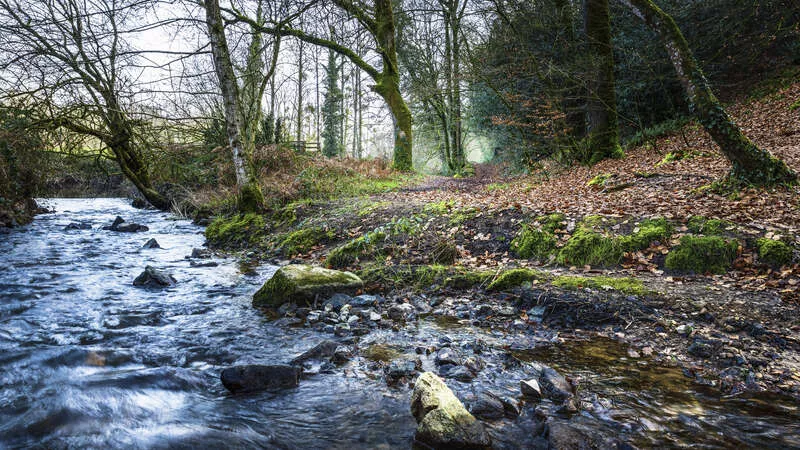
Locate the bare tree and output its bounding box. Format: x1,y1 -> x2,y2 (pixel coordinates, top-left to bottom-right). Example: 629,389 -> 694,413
228,0 -> 415,171
0,0 -> 171,209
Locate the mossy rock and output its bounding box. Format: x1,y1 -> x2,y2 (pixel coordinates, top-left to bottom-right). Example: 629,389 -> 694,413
665,235 -> 739,274
356,264 -> 492,291
410,372 -> 490,449
487,268 -> 542,291
757,238 -> 793,267
205,213 -> 266,248
252,264 -> 363,307
618,217 -> 672,251
557,228 -> 623,267
278,227 -> 333,256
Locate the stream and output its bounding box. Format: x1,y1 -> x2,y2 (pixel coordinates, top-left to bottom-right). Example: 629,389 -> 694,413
0,198 -> 798,449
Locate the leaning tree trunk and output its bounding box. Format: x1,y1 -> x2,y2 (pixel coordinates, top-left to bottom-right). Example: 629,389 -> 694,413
374,0 -> 413,171
584,0 -> 622,164
204,0 -> 264,210
619,0 -> 796,185
105,101 -> 171,210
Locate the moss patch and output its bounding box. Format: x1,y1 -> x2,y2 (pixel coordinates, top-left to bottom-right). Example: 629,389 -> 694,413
487,268 -> 542,291
205,213 -> 267,248
511,213 -> 565,260
665,235 -> 739,274
587,173 -> 613,187
552,275 -> 649,296
618,217 -> 672,251
326,230 -> 387,269
278,227 -> 334,256
357,264 -> 493,291
757,238 -> 793,267
423,200 -> 455,215
557,228 -> 623,267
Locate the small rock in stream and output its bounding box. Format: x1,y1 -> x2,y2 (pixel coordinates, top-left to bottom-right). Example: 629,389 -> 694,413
468,392 -> 506,420
142,238 -> 160,249
64,222 -> 92,231
132,266 -> 176,288
103,216 -> 148,232
388,303 -> 415,321
220,364 -> 301,393
521,378 -> 542,400
539,367 -> 575,403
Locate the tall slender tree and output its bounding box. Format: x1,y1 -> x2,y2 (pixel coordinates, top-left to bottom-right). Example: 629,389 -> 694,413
322,48 -> 344,157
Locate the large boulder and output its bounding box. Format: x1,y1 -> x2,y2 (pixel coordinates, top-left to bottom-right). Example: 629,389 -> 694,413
410,372 -> 491,449
252,264 -> 363,308
220,364 -> 301,393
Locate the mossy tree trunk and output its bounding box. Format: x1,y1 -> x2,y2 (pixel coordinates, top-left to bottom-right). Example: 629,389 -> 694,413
619,0 -> 796,185
584,0 -> 622,164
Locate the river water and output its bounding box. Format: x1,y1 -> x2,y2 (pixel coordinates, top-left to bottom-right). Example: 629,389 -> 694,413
0,198 -> 798,449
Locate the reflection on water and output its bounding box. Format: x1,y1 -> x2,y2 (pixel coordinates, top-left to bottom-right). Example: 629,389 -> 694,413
0,198 -> 797,449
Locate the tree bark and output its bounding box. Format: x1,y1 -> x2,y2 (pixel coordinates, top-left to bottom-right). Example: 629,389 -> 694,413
204,0 -> 264,210
584,0 -> 622,164
619,0 -> 796,185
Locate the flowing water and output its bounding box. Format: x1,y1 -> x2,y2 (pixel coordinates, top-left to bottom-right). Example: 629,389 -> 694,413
0,198 -> 798,449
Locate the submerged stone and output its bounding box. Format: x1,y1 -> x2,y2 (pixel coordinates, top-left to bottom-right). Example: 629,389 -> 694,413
410,372 -> 491,449
252,264 -> 363,308
103,216 -> 148,232
220,364 -> 301,393
64,222 -> 92,231
290,340 -> 340,365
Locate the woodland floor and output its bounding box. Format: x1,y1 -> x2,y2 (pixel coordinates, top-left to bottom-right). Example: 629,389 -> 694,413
217,80 -> 800,400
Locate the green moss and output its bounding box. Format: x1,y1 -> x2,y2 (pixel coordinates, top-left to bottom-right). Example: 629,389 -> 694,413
512,225 -> 558,260
487,268 -> 542,291
278,227 -> 334,256
205,213 -> 266,248
363,344 -> 402,362
588,173 -> 612,187
687,216 -> 734,235
665,235 -> 739,274
580,214 -> 607,229
757,238 -> 793,267
618,217 -> 672,251
274,199 -> 313,226
326,230 -> 387,269
553,275 -> 649,296
356,264 -> 493,291
237,182 -> 265,212
790,99 -> 800,112
557,228 -> 623,267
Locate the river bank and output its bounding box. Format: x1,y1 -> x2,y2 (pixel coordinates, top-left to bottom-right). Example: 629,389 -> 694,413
204,169 -> 800,409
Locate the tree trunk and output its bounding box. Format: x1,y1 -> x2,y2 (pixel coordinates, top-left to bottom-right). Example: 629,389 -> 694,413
297,40 -> 304,142
374,0 -> 413,171
204,0 -> 264,210
584,0 -> 622,164
619,0 -> 796,185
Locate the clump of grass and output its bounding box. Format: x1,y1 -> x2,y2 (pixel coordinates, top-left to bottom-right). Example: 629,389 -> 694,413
424,200 -> 455,215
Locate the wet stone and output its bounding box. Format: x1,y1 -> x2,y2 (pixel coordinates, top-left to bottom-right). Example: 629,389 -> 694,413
290,340 -> 339,365
388,303 -> 415,321
64,222 -> 92,231
220,364 -> 301,393
539,367 -> 574,403
132,266 -> 176,288
142,238 -> 160,249
469,392 -> 506,420
435,347 -> 463,366
521,378 -> 542,400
